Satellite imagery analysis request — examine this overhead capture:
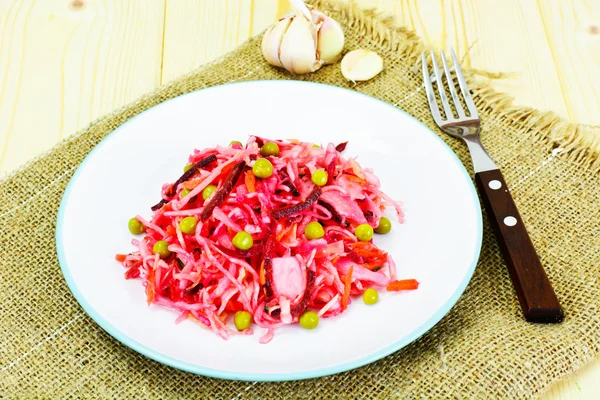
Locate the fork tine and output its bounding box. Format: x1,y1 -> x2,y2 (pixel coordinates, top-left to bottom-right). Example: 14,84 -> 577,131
430,51 -> 454,120
421,52 -> 442,124
450,48 -> 478,118
440,50 -> 466,118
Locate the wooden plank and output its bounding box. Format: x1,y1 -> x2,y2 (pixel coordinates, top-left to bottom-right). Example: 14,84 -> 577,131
0,0 -> 165,175
161,0 -> 289,85
535,0 -> 600,125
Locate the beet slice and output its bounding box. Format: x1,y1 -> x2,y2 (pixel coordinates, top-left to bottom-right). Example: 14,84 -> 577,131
335,141 -> 348,152
290,270 -> 316,317
318,199 -> 347,225
262,233 -> 276,300
150,199 -> 169,211
270,188 -> 322,219
151,154 -> 217,211
282,180 -> 300,197
199,161 -> 245,222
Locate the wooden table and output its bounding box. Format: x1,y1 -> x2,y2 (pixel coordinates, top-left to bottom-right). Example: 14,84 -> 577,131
1,1 -> 598,398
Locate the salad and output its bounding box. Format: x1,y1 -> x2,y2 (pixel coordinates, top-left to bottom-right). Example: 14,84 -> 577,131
116,136 -> 418,343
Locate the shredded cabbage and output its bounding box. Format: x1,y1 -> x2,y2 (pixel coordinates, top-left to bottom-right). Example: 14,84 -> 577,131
117,137 -> 415,343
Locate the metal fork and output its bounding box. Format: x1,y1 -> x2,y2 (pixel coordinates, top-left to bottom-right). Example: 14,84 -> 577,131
422,49 -> 564,323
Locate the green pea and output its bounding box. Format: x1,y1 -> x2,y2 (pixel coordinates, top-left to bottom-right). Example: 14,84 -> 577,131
375,216 -> 392,234
311,170 -> 328,187
299,310 -> 319,329
304,221 -> 325,240
183,163 -> 193,173
232,231 -> 253,250
202,185 -> 217,200
179,216 -> 198,235
355,223 -> 374,241
234,311 -> 253,331
260,142 -> 280,157
181,189 -> 191,198
363,288 -> 379,305
312,144 -> 321,148
153,240 -> 171,259
252,158 -> 273,179
128,217 -> 144,235
230,140 -> 243,148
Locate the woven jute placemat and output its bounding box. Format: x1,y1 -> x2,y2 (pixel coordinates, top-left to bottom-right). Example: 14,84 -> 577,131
1,1 -> 599,398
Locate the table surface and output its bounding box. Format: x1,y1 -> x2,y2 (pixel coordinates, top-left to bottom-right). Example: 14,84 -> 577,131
1,0 -> 598,398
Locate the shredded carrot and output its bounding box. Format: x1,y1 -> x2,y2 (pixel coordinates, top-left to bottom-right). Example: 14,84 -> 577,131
226,226 -> 236,237
276,223 -> 287,242
361,263 -> 381,271
344,174 -> 367,186
280,223 -> 298,245
259,261 -> 266,285
386,279 -> 419,292
341,266 -> 353,310
146,269 -> 156,305
331,256 -> 340,265
182,177 -> 205,190
115,254 -> 127,262
166,225 -> 176,236
245,170 -> 256,193
186,313 -> 209,329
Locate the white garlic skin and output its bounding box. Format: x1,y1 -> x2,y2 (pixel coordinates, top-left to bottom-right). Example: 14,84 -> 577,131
261,9 -> 345,75
312,10 -> 345,64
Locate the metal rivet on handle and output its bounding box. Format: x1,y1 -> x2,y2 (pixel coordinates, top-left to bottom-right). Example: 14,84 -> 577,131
488,180 -> 502,190
504,216 -> 517,226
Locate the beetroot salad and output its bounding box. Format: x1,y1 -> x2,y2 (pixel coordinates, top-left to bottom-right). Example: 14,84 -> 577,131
116,136 -> 418,343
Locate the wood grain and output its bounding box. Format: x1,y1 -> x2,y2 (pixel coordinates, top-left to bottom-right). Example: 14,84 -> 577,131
0,0 -> 599,398
161,0 -> 289,84
475,169 -> 563,323
0,0 -> 165,175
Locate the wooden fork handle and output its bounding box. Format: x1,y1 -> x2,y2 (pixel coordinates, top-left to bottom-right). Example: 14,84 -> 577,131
475,169 -> 564,323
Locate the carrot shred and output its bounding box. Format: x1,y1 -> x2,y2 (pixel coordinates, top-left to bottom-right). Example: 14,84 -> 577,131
386,279 -> 419,292
146,269 -> 156,305
182,177 -> 205,190
341,266 -> 353,310
344,174 -> 367,186
245,170 -> 256,193
115,254 -> 127,262
276,222 -> 290,242
259,261 -> 266,285
166,225 -> 176,236
279,223 -> 297,245
331,256 -> 340,265
361,263 -> 381,271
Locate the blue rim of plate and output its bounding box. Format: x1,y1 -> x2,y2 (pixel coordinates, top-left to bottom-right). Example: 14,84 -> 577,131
56,80 -> 482,382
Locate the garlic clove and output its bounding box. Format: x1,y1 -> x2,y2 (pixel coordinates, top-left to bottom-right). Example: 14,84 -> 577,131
279,15 -> 322,74
261,17 -> 293,68
341,49 -> 384,82
312,11 -> 345,64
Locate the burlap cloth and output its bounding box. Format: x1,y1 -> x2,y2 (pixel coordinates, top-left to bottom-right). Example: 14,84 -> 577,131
1,1 -> 599,398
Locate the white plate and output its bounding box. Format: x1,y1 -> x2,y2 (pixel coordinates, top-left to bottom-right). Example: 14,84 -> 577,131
57,80 -> 482,381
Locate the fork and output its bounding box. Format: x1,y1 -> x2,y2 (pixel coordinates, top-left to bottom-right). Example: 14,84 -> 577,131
422,49 -> 564,323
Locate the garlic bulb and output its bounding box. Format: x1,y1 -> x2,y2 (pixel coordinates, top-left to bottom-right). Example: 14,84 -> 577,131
261,6 -> 345,75
341,49 -> 384,82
